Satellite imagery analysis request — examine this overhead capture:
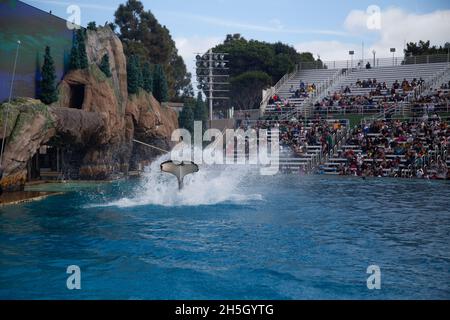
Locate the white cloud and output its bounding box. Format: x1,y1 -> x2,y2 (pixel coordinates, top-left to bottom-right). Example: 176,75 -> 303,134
295,40 -> 361,61
344,7 -> 450,57
174,36 -> 223,82
296,8 -> 450,64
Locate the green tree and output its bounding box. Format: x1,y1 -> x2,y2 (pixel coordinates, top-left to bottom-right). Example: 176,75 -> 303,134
153,64 -> 168,102
87,21 -> 97,31
77,29 -> 88,69
142,62 -> 153,93
178,104 -> 194,134
127,55 -> 140,95
107,22 -> 116,32
230,71 -> 272,109
40,46 -> 58,105
114,0 -> 191,100
404,40 -> 449,57
135,57 -> 144,89
69,29 -> 89,70
69,32 -> 80,70
193,92 -> 208,129
99,53 -> 112,77
205,35 -> 318,110
182,83 -> 194,99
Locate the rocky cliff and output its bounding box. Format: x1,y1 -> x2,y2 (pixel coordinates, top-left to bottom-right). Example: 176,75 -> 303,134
0,26 -> 178,191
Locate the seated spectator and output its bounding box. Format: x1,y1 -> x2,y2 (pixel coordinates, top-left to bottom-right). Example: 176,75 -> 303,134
392,80 -> 400,90
401,78 -> 408,87
300,81 -> 305,89
343,86 -> 351,94
366,62 -> 371,69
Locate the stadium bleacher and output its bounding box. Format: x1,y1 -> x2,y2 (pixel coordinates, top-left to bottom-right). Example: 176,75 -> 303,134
263,61 -> 450,119
318,117 -> 449,179
255,59 -> 450,179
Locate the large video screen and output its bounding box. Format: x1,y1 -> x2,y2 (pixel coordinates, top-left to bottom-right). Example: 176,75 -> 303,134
0,0 -> 73,102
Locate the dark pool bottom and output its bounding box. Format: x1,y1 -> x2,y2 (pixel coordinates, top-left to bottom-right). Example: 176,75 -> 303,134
0,175 -> 449,299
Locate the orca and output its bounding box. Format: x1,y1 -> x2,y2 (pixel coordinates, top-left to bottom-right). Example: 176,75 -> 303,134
160,160 -> 199,190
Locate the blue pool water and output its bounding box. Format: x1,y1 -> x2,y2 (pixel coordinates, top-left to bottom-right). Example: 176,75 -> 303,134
0,167 -> 449,299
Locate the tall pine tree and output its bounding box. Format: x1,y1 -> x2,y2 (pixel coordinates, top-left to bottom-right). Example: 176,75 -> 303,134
142,62 -> 153,93
194,91 -> 208,127
69,31 -> 80,70
40,46 -> 58,105
99,53 -> 112,77
135,57 -> 144,89
127,55 -> 139,95
178,104 -> 194,134
87,21 -> 97,31
153,64 -> 168,103
77,29 -> 88,69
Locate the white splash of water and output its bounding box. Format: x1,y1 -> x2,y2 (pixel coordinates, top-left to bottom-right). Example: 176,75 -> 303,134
97,152 -> 263,208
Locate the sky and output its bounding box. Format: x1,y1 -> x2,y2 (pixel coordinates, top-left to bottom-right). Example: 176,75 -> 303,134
22,0 -> 450,77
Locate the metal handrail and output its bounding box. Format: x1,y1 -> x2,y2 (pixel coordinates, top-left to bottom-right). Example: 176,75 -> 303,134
260,67 -> 299,116
278,68 -> 351,121
297,53 -> 450,70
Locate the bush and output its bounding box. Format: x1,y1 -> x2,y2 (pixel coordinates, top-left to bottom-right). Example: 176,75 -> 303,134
99,54 -> 112,77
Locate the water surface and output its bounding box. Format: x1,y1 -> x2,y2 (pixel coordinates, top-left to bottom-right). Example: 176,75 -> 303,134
0,167 -> 449,299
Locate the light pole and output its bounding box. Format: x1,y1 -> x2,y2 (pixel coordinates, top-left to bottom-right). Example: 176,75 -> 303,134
390,48 -> 396,66
362,41 -> 364,65
208,49 -> 213,121
372,50 -> 376,68
1,40 -> 21,167
349,50 -> 354,69
195,50 -> 229,123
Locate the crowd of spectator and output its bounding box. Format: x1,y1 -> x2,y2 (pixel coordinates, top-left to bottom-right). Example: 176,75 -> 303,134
408,82 -> 450,116
313,78 -> 425,113
439,80 -> 450,90
314,92 -> 401,112
242,119 -> 343,158
288,81 -> 316,99
267,94 -> 295,114
332,117 -> 449,179
355,77 -> 424,92
266,81 -> 318,113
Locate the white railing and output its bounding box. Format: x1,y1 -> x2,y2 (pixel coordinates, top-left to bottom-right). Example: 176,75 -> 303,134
298,54 -> 450,70
417,63 -> 450,96
278,69 -> 350,121
261,56 -> 450,120
259,87 -> 275,117
260,68 -> 298,116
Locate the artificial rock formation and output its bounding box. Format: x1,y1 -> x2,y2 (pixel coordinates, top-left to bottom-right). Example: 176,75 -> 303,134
0,26 -> 178,191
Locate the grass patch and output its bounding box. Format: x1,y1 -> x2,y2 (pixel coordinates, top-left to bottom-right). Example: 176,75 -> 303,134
329,114 -> 368,127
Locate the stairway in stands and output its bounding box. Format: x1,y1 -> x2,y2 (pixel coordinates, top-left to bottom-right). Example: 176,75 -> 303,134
228,123 -> 324,173
263,62 -> 450,120
319,118 -> 450,177
263,68 -> 341,119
